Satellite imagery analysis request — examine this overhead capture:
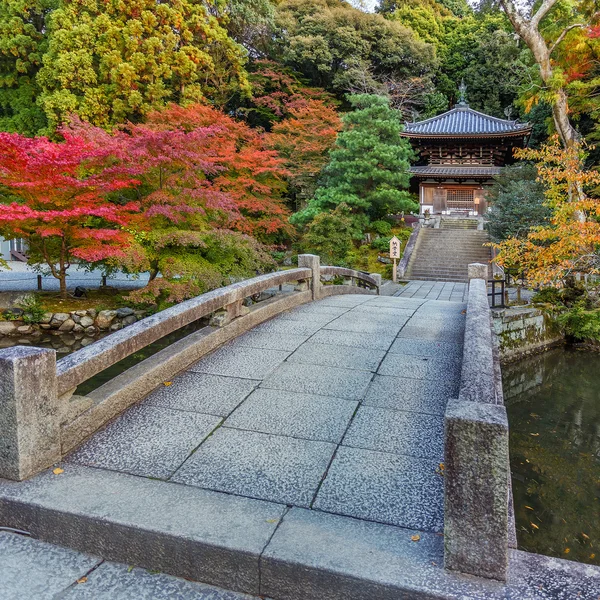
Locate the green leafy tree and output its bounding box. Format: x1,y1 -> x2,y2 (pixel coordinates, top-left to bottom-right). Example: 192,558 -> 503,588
487,164 -> 550,242
292,94 -> 417,234
36,0 -> 250,132
0,0 -> 56,135
272,0 -> 436,96
301,203 -> 355,265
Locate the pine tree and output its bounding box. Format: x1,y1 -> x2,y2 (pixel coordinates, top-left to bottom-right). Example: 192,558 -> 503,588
292,94 -> 417,235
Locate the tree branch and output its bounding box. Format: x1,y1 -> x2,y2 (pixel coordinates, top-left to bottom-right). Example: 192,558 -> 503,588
549,23 -> 586,55
531,0 -> 559,28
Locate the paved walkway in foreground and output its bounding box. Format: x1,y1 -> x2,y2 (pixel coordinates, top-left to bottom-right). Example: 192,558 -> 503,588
67,294 -> 465,535
0,531 -> 254,599
395,280 -> 468,302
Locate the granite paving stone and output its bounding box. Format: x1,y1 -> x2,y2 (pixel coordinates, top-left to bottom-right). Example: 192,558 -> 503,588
226,389 -> 357,443
342,406 -> 444,460
0,465 -> 285,594
378,353 -> 462,380
0,531 -> 101,600
261,363 -> 374,401
412,317 -> 466,329
251,318 -> 324,337
363,374 -> 458,415
261,509 -> 600,600
313,445 -> 444,532
188,345 -> 291,380
347,305 -> 416,319
275,312 -> 339,327
388,338 -> 463,359
324,314 -> 407,335
287,342 -> 386,372
285,302 -> 350,315
309,328 -> 396,351
317,295 -> 372,307
60,562 -> 257,599
397,325 -> 464,343
230,331 -> 311,352
68,404 -> 222,479
143,373 -> 259,416
171,428 -> 336,507
366,297 -> 425,309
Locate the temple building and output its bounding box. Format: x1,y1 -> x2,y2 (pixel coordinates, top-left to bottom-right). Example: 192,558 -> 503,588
401,85 -> 531,217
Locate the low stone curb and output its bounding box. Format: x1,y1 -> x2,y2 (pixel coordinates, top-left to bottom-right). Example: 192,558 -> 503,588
0,465 -> 598,600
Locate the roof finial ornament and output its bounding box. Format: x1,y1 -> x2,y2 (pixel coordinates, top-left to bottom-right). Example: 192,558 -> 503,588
458,79 -> 468,106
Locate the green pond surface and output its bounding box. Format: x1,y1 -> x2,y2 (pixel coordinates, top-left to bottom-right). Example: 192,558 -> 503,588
503,348 -> 600,566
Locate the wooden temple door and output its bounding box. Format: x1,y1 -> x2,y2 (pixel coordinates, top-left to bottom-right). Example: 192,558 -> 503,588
433,187 -> 447,213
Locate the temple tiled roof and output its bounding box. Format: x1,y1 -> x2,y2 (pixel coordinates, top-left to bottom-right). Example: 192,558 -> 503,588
410,165 -> 502,177
403,104 -> 530,137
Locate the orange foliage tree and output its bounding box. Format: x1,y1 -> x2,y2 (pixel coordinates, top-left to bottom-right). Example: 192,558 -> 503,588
268,98 -> 342,209
493,137 -> 600,287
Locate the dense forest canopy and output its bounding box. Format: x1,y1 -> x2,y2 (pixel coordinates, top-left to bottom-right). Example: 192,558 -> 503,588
0,0 -> 599,300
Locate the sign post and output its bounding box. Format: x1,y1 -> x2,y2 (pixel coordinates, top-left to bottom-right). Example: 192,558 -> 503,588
389,236 -> 400,283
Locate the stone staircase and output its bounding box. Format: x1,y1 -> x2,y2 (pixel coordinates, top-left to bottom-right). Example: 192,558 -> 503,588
406,218 -> 491,283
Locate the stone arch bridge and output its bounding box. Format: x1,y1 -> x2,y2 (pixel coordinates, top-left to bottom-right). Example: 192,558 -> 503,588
0,256 -> 598,599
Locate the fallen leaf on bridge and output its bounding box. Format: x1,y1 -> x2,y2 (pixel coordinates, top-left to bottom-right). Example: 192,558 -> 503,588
52,468 -> 64,475
76,577 -> 87,584
163,381 -> 173,386
411,534 -> 421,542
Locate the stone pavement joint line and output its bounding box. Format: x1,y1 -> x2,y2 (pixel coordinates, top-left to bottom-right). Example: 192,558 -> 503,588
395,279 -> 469,302
66,294 -> 462,531
2,295 -> 599,599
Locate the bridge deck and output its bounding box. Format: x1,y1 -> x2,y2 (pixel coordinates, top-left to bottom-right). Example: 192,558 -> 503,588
66,294 -> 465,535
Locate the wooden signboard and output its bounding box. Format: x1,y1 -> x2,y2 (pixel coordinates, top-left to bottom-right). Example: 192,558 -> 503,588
389,236 -> 400,282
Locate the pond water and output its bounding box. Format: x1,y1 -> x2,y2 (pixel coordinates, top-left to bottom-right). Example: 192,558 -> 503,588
503,348 -> 600,566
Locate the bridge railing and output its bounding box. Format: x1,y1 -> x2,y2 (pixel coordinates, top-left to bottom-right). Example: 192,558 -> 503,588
444,262 -> 510,581
0,254 -> 379,481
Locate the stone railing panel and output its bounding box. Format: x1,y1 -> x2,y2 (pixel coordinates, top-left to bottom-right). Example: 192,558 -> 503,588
56,268 -> 311,396
444,264 -> 510,582
0,254 -> 381,481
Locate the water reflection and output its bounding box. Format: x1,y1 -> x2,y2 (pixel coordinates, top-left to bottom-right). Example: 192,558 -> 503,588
504,348 -> 600,565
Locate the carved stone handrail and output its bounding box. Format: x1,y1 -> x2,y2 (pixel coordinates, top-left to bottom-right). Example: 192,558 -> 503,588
56,268 -> 311,397
320,266 -> 379,289
0,254 -> 381,481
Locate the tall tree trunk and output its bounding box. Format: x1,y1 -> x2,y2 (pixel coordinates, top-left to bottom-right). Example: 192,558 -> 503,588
499,0 -> 581,148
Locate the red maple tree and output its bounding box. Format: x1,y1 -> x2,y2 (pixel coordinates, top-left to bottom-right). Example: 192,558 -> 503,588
0,130 -> 141,297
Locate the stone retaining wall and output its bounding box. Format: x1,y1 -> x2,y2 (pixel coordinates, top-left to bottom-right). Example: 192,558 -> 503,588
0,308 -> 147,352
492,307 -> 563,361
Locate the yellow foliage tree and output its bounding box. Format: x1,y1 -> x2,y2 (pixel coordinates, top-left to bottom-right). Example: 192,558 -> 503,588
493,137 -> 600,287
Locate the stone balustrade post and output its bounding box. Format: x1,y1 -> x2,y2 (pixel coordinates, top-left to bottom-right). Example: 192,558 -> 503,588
370,273 -> 382,295
0,347 -> 60,481
444,399 -> 509,580
298,254 -> 321,300
468,263 -> 488,281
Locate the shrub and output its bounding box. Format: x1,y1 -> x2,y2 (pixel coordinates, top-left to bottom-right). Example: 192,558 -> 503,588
371,236 -> 392,252
371,220 -> 392,236
558,305 -> 600,342
302,203 -> 355,265
16,295 -> 47,324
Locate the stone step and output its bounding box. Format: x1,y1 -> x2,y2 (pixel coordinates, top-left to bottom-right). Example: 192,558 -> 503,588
0,465 -> 591,600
